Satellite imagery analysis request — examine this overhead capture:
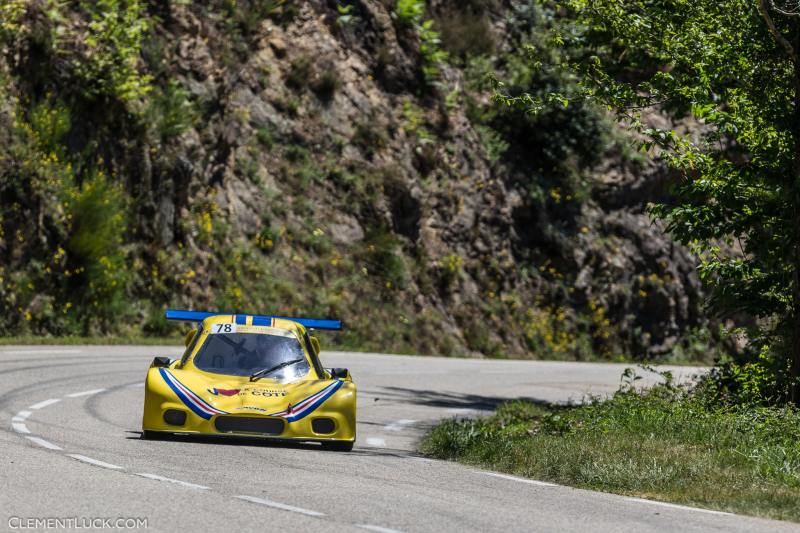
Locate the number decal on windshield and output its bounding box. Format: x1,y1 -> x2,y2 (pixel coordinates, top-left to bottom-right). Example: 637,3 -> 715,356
212,324 -> 236,334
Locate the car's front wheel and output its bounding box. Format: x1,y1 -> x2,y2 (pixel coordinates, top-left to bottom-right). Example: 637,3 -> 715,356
141,430 -> 169,440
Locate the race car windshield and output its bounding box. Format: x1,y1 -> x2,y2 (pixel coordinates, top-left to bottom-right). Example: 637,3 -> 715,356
193,332 -> 310,381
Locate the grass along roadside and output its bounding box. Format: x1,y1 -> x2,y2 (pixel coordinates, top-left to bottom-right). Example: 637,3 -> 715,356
0,335 -> 182,346
421,370 -> 800,522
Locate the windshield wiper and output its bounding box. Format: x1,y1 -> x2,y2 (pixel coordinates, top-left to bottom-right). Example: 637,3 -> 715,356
249,358 -> 304,382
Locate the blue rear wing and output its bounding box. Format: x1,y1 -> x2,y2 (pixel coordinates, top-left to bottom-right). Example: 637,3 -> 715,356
165,309 -> 342,331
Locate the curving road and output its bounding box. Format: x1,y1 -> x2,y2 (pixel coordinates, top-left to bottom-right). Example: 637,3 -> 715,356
1,346 -> 795,533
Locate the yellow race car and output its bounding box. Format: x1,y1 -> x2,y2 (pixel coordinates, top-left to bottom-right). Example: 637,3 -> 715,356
141,309 -> 356,451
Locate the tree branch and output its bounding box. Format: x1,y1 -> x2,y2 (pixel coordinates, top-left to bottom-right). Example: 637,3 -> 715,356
770,0 -> 800,17
758,0 -> 798,63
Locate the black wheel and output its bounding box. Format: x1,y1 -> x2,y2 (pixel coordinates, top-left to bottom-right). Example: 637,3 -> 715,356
321,440 -> 354,452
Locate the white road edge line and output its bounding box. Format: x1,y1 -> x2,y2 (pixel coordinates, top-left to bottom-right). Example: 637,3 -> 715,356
12,410 -> 32,422
0,349 -> 81,355
25,436 -> 62,450
446,408 -> 482,415
366,437 -> 387,447
135,473 -> 209,490
234,495 -> 325,517
356,525 -> 407,533
29,398 -> 61,410
625,497 -> 731,516
476,471 -> 558,487
67,454 -> 124,470
66,388 -> 106,398
12,422 -> 30,434
384,419 -> 415,431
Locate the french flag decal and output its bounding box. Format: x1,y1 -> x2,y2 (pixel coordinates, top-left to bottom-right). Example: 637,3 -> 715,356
269,381 -> 343,422
160,369 -> 228,420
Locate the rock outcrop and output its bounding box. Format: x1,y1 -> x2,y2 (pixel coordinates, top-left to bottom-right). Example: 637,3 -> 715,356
0,0 -> 720,359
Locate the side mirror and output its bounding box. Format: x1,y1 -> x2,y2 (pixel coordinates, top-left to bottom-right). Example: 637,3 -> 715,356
329,367 -> 350,380
151,356 -> 172,368
184,329 -> 196,347
310,335 -> 321,354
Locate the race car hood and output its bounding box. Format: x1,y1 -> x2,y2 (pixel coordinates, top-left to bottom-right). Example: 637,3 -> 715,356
157,367 -> 343,421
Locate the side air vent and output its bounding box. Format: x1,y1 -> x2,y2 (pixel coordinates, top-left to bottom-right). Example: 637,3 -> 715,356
214,416 -> 284,435
163,409 -> 187,426
312,418 -> 336,434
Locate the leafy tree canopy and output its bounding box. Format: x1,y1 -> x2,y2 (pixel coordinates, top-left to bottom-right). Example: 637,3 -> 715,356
496,0 -> 800,403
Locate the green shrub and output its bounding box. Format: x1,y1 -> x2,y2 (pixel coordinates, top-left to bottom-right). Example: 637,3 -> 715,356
465,4 -> 612,203
286,56 -> 340,101
310,68 -> 340,101
433,3 -> 495,60
697,343 -> 794,406
457,311 -> 503,356
146,81 -> 198,142
70,0 -> 153,104
286,56 -> 313,91
142,304 -> 179,337
351,120 -> 388,159
63,173 -> 130,333
475,125 -> 508,167
254,225 -> 278,253
220,0 -> 283,37
436,253 -> 463,290
256,127 -> 275,148
27,99 -> 72,157
392,0 -> 448,85
362,227 -> 407,290
418,19 -> 448,84
393,0 -> 425,28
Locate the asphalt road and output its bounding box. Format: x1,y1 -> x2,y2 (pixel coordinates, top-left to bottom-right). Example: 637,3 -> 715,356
1,346 -> 796,533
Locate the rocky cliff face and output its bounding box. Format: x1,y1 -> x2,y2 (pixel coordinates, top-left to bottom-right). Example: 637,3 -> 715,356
0,0 -> 720,360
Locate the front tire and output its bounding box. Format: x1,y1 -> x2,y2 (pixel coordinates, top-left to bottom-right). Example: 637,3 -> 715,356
141,430 -> 169,440
321,440 -> 354,452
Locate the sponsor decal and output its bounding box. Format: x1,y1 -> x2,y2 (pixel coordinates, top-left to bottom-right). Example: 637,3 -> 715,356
249,388 -> 287,397
209,323 -> 237,334
207,388 -> 241,396
206,387 -> 287,397
234,406 -> 268,412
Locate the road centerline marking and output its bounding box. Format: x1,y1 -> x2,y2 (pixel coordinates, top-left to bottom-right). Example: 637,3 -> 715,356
11,422 -> 30,434
624,497 -> 731,515
25,436 -> 62,450
234,495 -> 325,517
12,410 -> 32,422
0,349 -> 81,355
356,525 -> 407,533
67,388 -> 106,398
67,454 -> 124,470
475,471 -> 558,487
384,419 -> 415,431
134,473 -> 209,490
29,398 -> 61,410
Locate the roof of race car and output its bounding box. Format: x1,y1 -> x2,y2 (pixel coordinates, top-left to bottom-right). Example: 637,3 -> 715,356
165,309 -> 342,330
200,314 -> 305,335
